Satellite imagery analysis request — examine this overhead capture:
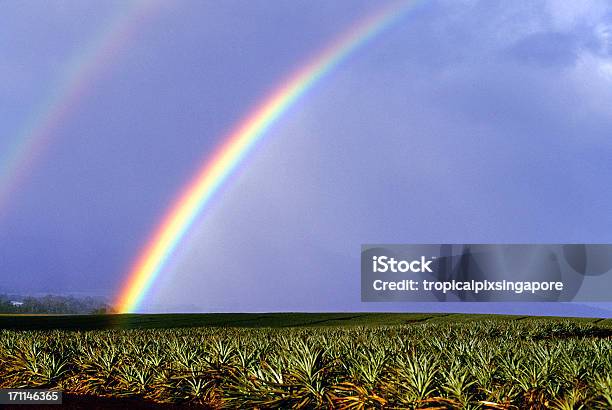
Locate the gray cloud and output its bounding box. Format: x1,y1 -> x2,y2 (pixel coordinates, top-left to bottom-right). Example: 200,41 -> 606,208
149,1 -> 612,313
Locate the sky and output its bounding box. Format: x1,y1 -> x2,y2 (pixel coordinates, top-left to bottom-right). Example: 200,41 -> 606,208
1,0 -> 612,315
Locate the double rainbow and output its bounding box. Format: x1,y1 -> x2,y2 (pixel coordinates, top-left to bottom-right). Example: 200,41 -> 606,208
0,0 -> 161,216
116,0 -> 419,313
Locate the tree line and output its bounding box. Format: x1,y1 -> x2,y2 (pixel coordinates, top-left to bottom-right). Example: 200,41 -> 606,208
0,294 -> 115,314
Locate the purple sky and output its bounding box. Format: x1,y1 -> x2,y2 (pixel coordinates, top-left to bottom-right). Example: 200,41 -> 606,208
1,0 -> 612,316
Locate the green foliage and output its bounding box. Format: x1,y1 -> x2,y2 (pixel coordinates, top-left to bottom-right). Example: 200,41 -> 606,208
0,294 -> 114,314
0,319 -> 611,408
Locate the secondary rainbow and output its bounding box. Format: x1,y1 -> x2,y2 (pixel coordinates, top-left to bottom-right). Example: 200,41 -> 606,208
0,0 -> 160,215
117,0 -> 418,313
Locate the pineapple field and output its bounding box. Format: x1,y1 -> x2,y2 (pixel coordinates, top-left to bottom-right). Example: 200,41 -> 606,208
0,314 -> 611,409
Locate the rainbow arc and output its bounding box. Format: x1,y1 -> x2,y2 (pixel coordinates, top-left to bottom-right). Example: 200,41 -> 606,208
0,1 -> 161,214
114,0 -> 420,313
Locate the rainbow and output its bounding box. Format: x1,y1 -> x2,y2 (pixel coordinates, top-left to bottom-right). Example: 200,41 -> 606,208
0,0 -> 161,216
116,0 -> 419,313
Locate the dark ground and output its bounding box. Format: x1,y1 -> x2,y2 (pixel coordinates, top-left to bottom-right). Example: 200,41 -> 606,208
0,312 -> 611,330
